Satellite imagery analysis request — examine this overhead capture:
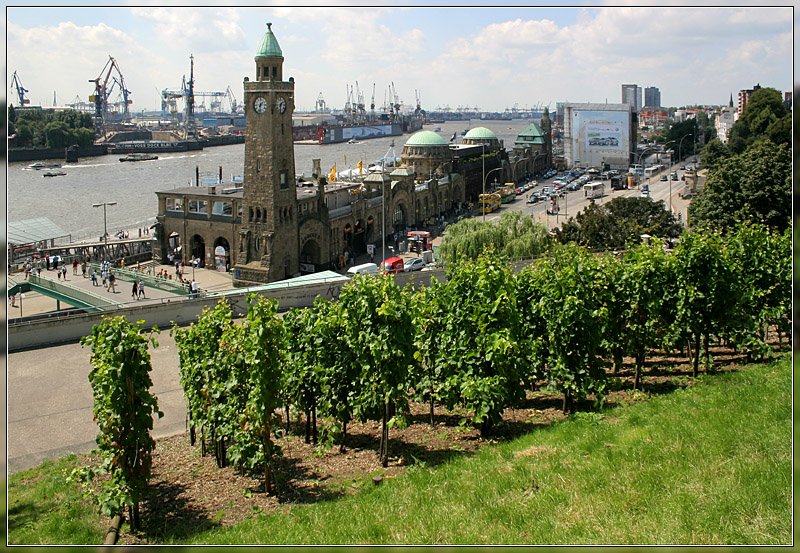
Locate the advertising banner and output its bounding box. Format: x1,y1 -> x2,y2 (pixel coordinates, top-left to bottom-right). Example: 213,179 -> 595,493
571,110 -> 630,167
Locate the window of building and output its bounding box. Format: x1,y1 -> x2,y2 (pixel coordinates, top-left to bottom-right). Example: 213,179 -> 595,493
166,197 -> 184,212
280,169 -> 288,189
188,200 -> 208,214
212,201 -> 233,217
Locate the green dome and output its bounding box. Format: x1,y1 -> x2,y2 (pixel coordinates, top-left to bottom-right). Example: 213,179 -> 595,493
463,126 -> 497,140
256,22 -> 283,58
405,130 -> 448,147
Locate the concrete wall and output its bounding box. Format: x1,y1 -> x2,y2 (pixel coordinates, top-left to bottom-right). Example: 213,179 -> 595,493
8,276 -> 350,352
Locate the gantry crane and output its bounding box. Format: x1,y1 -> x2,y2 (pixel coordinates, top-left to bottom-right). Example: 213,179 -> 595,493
10,71 -> 30,105
88,55 -> 132,134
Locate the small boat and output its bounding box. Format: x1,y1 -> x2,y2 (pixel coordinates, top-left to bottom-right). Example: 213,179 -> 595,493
347,138 -> 361,145
28,162 -> 61,170
42,170 -> 67,177
433,126 -> 441,132
119,153 -> 159,162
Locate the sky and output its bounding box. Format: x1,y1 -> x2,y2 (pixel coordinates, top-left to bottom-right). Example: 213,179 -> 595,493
5,4 -> 795,115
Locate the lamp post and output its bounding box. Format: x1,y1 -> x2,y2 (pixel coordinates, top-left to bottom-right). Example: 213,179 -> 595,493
634,147 -> 658,187
512,158 -> 528,182
92,201 -> 117,260
481,167 -> 503,221
678,133 -> 692,165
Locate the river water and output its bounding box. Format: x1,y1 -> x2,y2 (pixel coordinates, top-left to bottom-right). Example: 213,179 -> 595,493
8,119 -> 531,242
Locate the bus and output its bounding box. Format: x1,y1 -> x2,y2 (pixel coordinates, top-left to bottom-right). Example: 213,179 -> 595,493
583,181 -> 605,199
478,193 -> 502,214
644,164 -> 663,178
496,184 -> 517,204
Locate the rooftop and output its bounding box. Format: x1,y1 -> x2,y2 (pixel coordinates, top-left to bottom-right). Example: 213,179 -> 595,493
256,22 -> 283,59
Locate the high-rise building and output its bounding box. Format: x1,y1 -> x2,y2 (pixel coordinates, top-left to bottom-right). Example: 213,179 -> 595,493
621,84 -> 642,112
644,86 -> 661,108
737,83 -> 762,115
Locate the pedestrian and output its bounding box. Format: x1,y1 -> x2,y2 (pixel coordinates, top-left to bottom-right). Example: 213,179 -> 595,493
56,265 -> 61,280
81,261 -> 87,278
190,279 -> 198,298
45,255 -> 50,270
132,280 -> 139,300
91,270 -> 98,286
137,280 -> 146,299
24,261 -> 31,280
72,258 -> 79,275
102,269 -> 108,288
120,258 -> 126,268
10,293 -> 16,308
108,272 -> 116,293
61,265 -> 68,280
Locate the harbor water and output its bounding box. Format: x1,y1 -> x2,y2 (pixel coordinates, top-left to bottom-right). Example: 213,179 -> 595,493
8,120 -> 532,242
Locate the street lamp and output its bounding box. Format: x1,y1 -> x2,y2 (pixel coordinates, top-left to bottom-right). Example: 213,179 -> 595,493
92,201 -> 117,259
634,147 -> 659,187
481,167 -> 503,221
678,133 -> 692,165
512,158 -> 528,182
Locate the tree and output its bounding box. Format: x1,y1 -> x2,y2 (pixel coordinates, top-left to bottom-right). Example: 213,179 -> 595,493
339,275 -> 415,466
617,242 -> 675,389
529,244 -> 609,412
283,306 -> 324,444
70,317 -> 163,531
556,197 -> 681,250
670,230 -> 738,376
700,137 -> 730,171
688,140 -> 791,233
438,210 -> 550,266
436,252 -> 524,433
727,87 -> 790,154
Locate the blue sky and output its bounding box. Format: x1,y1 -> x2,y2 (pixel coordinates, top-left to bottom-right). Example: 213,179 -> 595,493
6,5 -> 794,113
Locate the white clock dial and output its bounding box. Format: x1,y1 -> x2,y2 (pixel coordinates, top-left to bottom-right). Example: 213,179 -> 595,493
254,96 -> 267,113
276,96 -> 286,113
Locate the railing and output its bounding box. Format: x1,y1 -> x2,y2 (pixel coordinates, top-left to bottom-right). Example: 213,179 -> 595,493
28,274 -> 122,310
87,263 -> 191,296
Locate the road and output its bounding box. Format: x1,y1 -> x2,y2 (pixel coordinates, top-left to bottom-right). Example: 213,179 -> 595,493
481,160 -> 692,230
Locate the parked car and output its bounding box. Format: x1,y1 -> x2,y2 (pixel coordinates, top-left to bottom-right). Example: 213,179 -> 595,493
660,174 -> 668,181
380,256 -> 405,274
404,257 -> 427,272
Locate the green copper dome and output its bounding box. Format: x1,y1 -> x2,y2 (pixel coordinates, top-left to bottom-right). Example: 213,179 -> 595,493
256,22 -> 283,58
463,126 -> 497,140
405,130 -> 448,147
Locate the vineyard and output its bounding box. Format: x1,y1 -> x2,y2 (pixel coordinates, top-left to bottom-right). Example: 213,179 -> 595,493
70,223 -> 791,542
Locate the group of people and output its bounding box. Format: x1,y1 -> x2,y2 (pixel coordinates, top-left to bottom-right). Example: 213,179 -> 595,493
131,280 -> 146,300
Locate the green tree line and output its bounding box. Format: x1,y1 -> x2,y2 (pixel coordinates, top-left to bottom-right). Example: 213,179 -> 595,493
8,105 -> 95,149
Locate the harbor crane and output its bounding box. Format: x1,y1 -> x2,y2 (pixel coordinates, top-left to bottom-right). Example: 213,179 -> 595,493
370,83 -> 376,120
88,55 -> 132,133
10,71 -> 30,105
160,54 -> 196,138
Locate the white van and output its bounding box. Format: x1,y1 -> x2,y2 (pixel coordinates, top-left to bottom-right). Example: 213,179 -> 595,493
346,262 -> 379,277
583,181 -> 605,199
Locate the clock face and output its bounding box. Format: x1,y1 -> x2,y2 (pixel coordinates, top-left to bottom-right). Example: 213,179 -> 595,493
253,96 -> 267,113
276,96 -> 286,113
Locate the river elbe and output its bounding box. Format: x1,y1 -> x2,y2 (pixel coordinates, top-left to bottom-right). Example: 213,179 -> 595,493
8,120 -> 530,242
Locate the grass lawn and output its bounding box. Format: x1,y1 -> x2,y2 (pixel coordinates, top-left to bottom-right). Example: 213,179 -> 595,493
8,354 -> 791,545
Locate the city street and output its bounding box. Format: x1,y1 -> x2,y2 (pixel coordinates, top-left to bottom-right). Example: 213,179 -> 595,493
482,160 -> 692,231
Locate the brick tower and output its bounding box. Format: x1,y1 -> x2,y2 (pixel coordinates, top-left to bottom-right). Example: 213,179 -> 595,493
234,22 -> 298,284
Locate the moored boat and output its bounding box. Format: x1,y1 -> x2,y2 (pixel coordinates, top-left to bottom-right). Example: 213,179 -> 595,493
42,170 -> 67,177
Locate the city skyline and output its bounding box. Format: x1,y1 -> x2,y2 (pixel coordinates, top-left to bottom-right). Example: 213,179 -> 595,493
6,5 -> 794,114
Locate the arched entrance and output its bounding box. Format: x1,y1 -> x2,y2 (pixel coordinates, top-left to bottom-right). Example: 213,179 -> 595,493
343,223 -> 353,252
393,203 -> 406,232
366,215 -> 375,243
353,219 -> 366,254
190,234 -> 206,267
213,237 -> 230,272
299,239 -> 321,274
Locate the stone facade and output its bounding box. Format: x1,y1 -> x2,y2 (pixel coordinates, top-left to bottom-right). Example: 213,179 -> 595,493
152,23 -> 548,284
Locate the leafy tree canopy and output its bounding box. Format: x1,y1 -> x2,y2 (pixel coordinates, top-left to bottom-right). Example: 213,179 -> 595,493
727,87 -> 789,154
555,196 -> 681,250
688,140 -> 791,233
438,210 -> 551,266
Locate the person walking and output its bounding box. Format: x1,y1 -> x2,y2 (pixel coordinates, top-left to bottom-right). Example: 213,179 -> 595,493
107,272 -> 116,293
91,270 -> 98,286
132,280 -> 139,300
61,265 -> 68,280
72,258 -> 79,275
137,280 -> 146,300
81,261 -> 87,278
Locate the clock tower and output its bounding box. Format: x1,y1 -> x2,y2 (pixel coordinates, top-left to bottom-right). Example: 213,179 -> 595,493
234,22 -> 299,284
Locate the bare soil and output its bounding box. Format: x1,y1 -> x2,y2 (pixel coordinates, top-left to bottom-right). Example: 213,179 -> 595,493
118,342 -> 785,545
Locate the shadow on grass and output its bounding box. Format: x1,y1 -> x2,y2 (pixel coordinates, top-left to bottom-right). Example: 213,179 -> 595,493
135,479 -> 221,542
8,501 -> 50,534
270,455 -> 347,505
